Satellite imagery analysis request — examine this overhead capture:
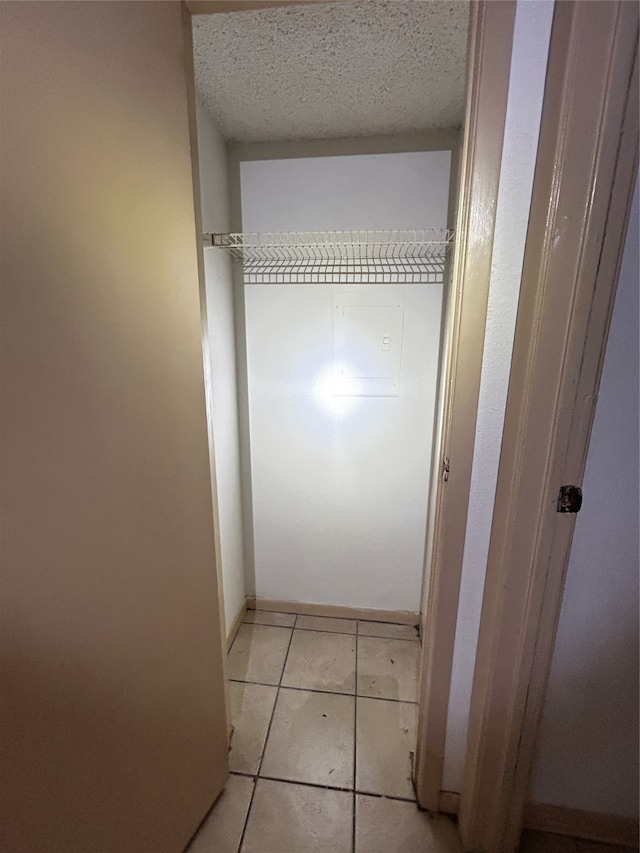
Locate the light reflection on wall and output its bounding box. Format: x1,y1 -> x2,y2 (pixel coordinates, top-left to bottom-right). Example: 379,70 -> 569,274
312,361 -> 363,418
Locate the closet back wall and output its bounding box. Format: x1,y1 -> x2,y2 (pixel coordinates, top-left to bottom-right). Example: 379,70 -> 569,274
240,153 -> 450,612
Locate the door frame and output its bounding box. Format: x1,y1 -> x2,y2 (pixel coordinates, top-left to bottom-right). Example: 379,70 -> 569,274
413,0 -> 517,811
182,3 -> 234,740
221,2 -> 518,810
184,0 -> 518,812
459,2 -> 639,850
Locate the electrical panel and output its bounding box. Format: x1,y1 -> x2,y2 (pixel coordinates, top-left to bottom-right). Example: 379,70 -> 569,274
332,294 -> 404,396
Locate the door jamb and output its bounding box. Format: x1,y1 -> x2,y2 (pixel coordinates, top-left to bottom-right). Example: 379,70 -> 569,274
182,3 -> 233,740
413,0 -> 517,812
185,0 -> 521,812
459,2 -> 639,850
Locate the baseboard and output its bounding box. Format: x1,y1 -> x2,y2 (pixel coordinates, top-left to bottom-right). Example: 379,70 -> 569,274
523,802 -> 639,847
226,599 -> 247,651
438,791 -> 461,816
246,596 -> 419,625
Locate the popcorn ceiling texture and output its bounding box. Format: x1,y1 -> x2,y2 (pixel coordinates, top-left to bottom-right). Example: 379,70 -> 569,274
192,1 -> 469,142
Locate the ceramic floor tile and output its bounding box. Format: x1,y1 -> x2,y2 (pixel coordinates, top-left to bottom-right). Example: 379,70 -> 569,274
519,830 -> 579,852
228,624 -> 292,685
358,620 -> 420,642
241,778 -> 353,853
261,688 -> 355,788
296,614 -> 357,634
282,630 -> 356,694
229,681 -> 278,775
356,696 -> 417,799
243,609 -> 296,628
355,794 -> 462,853
357,636 -> 420,702
186,774 -> 254,853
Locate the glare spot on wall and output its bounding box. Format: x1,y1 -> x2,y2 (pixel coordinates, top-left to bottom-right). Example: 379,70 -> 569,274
312,362 -> 362,418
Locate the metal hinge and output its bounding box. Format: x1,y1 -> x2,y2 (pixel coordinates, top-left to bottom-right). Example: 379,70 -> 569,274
442,456 -> 450,482
557,485 -> 582,513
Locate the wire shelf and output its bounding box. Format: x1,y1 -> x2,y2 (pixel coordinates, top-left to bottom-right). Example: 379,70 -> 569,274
204,229 -> 454,284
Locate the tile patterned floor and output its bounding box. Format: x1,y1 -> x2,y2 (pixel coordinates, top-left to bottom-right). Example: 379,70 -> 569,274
187,610 -> 637,853
188,610 -> 442,853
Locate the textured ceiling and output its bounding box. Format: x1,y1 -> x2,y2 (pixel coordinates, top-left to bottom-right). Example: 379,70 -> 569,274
192,1 -> 470,142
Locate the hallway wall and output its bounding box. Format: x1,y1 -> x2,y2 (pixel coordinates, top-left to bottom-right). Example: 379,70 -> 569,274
197,100 -> 246,634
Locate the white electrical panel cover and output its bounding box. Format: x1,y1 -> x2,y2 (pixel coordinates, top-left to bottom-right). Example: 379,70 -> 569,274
332,293 -> 404,396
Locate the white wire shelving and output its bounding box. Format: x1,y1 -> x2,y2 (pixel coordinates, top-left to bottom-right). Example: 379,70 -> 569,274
203,229 -> 454,284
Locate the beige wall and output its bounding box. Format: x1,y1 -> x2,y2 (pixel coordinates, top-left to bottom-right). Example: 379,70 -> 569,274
0,3 -> 228,851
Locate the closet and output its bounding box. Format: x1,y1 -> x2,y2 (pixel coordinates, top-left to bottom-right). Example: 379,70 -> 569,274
191,2 -> 466,637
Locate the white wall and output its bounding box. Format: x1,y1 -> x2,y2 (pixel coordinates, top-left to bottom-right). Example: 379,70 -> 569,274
196,100 -> 246,633
530,178 -> 639,818
241,152 -> 450,611
442,0 -> 554,791
240,151 -> 451,232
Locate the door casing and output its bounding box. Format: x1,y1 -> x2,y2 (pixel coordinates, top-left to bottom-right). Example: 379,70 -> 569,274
185,0 -> 520,821
413,0 -> 517,811
459,2 -> 639,850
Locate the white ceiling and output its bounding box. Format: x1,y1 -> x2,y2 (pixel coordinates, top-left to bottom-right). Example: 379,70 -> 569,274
192,1 -> 470,143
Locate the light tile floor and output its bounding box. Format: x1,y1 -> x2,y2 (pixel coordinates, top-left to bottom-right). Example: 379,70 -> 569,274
187,610 -> 637,853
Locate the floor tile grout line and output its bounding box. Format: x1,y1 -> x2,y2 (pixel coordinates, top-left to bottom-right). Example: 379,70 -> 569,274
356,634 -> 422,646
256,621 -> 296,774
228,621 -> 294,655
231,771 -> 352,795
246,611 -> 358,622
235,623 -> 297,853
229,770 -> 420,805
356,622 -> 420,640
244,623 -> 353,637
284,625 -> 420,643
228,678 -> 418,705
352,629 -> 358,853
248,610 -> 419,629
290,627 -> 358,636
244,621 -> 420,639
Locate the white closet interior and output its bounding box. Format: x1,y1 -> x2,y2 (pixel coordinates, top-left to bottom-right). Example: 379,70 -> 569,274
200,137 -> 454,629
192,6 -> 463,635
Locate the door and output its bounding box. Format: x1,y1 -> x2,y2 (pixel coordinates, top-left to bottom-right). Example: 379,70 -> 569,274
0,4 -> 229,852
